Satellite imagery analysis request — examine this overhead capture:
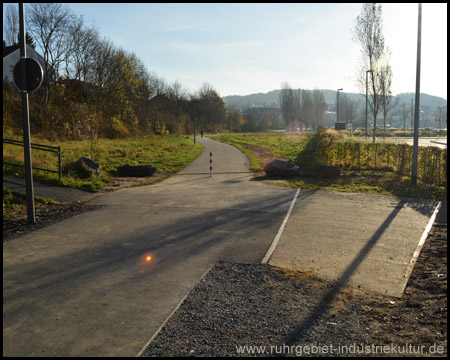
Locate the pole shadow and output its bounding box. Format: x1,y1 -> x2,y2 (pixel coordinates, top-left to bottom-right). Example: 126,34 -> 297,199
281,199 -> 407,347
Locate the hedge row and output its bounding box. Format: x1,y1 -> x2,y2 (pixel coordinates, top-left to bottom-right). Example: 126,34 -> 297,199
317,128 -> 446,187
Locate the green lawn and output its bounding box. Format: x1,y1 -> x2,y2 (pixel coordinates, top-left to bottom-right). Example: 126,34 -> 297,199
209,132 -> 317,171
3,129 -> 446,200
3,130 -> 203,191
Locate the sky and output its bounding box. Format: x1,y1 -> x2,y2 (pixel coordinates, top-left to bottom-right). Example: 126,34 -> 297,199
4,3 -> 447,100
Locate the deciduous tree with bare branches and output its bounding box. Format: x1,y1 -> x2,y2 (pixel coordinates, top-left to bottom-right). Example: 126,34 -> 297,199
353,3 -> 386,142
3,4 -> 19,46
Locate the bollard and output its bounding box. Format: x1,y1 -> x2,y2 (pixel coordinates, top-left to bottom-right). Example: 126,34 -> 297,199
210,152 -> 213,177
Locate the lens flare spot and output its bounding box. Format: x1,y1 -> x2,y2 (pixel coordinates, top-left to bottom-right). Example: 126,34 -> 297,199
137,252 -> 158,273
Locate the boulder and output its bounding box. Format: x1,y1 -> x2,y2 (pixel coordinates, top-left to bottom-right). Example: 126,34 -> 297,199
76,157 -> 100,177
304,164 -> 340,178
263,160 -> 300,178
117,164 -> 156,177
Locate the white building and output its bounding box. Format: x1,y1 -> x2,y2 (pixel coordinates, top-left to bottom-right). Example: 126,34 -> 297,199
3,42 -> 46,83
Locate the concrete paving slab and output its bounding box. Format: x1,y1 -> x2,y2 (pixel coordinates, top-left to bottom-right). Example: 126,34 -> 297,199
268,189 -> 440,298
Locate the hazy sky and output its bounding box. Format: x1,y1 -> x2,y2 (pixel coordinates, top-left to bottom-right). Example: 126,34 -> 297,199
4,3 -> 447,99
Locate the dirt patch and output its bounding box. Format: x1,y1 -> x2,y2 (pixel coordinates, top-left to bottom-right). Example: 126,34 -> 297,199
251,146 -> 290,171
101,173 -> 171,192
251,146 -> 278,167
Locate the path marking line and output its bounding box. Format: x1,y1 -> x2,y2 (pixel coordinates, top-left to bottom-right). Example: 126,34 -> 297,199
398,201 -> 442,296
261,189 -> 300,265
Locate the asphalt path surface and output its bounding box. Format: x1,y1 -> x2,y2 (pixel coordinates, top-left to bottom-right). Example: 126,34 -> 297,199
3,137 -> 297,357
3,173 -> 92,203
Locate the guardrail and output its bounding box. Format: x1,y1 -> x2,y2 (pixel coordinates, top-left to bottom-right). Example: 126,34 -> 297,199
3,138 -> 62,179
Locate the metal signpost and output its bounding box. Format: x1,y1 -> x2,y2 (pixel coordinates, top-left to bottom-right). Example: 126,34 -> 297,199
14,3 -> 44,224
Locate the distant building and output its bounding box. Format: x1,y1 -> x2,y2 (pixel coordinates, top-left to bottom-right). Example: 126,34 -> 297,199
3,41 -> 45,83
286,121 -> 306,132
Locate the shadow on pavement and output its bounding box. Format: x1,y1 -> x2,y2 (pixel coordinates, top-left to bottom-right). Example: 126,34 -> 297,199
281,200 -> 407,346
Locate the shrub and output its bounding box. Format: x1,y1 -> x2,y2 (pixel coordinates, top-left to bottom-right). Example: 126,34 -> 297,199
316,127 -> 446,187
62,160 -> 93,179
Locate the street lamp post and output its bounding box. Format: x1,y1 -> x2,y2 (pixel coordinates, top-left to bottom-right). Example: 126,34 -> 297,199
411,3 -> 422,185
193,100 -> 197,144
365,69 -> 372,138
336,88 -> 343,125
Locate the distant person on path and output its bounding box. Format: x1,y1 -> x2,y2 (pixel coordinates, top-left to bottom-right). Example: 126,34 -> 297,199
201,129 -> 204,138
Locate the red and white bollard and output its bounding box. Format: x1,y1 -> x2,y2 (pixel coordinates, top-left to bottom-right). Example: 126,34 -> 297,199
210,152 -> 213,177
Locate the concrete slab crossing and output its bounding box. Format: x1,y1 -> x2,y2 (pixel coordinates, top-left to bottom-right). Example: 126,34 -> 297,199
268,189 -> 440,297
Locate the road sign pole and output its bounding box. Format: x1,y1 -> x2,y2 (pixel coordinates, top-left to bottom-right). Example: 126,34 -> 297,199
19,3 -> 35,224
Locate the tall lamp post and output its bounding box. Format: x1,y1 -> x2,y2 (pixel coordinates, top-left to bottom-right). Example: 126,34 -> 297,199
336,88 -> 343,125
365,69 -> 372,138
411,3 -> 422,185
193,100 -> 197,144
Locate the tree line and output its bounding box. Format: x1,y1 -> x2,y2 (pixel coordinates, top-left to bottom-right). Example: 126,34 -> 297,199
278,82 -> 328,131
3,3 -> 229,141
4,4 -> 442,140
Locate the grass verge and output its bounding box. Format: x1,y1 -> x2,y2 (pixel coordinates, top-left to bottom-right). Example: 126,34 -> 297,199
3,131 -> 203,191
209,131 -> 446,201
3,188 -> 59,208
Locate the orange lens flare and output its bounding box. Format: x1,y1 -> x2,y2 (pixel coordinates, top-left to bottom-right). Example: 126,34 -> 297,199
137,252 -> 158,273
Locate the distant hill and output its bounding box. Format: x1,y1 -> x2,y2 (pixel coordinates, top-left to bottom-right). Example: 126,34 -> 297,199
223,89 -> 447,112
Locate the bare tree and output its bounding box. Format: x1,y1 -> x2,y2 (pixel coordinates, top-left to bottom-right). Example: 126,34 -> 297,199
4,4 -> 19,46
65,20 -> 100,83
311,89 -> 326,130
339,93 -> 353,126
353,3 -> 386,142
402,102 -> 408,131
293,88 -> 302,125
378,54 -> 398,137
279,82 -> 295,126
300,89 -> 313,130
27,3 -> 76,104
435,104 -> 444,130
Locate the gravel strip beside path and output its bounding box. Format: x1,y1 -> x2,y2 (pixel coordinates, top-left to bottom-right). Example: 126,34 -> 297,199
141,225 -> 447,357
141,262 -> 372,357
